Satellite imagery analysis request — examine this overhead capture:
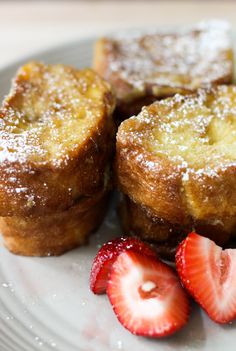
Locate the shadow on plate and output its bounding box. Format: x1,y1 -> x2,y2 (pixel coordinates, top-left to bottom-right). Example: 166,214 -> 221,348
143,301 -> 206,350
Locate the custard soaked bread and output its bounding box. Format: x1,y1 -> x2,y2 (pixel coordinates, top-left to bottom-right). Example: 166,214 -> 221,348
116,86 -> 236,256
0,62 -> 115,217
0,62 -> 115,256
94,22 -> 233,121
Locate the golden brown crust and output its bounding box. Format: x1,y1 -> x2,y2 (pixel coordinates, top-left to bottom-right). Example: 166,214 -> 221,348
119,196 -> 184,242
0,62 -> 115,216
116,85 -> 236,244
94,22 -> 233,120
119,196 -> 187,259
116,138 -> 187,224
120,196 -> 233,259
0,193 -> 109,257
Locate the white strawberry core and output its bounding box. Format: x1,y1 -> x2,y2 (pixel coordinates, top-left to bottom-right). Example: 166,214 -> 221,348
141,281 -> 156,292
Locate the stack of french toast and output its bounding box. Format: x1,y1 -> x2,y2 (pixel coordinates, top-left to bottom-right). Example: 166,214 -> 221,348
0,63 -> 115,256
0,21 -> 236,258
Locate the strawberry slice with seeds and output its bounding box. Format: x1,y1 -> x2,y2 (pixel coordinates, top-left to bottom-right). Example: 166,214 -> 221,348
107,250 -> 190,337
90,237 -> 156,294
176,232 -> 236,324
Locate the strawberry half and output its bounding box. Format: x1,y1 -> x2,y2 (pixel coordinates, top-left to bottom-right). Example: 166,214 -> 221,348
90,237 -> 156,294
176,232 -> 236,324
107,250 -> 190,337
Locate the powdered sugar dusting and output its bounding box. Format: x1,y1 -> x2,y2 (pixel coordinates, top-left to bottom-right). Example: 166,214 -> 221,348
104,21 -> 233,100
0,62 -> 113,167
120,85 -> 236,177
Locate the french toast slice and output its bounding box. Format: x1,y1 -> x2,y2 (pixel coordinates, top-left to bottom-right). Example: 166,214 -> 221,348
0,62 -> 115,216
94,21 -> 233,120
0,191 -> 109,257
116,85 -> 236,248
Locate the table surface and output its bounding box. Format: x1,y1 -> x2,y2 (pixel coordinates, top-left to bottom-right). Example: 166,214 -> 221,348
1,0 -> 236,70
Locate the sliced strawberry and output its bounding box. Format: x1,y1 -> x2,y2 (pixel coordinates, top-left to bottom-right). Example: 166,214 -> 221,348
90,237 -> 156,294
176,232 -> 236,324
107,250 -> 190,337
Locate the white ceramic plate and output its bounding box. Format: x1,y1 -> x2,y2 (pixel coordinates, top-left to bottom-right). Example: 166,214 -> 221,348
0,32 -> 236,351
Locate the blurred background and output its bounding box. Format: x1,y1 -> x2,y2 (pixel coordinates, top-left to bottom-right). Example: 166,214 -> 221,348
0,0 -> 236,69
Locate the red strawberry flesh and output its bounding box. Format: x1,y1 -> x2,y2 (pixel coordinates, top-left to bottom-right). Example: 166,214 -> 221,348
176,232 -> 236,324
107,250 -> 190,337
90,237 -> 156,294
